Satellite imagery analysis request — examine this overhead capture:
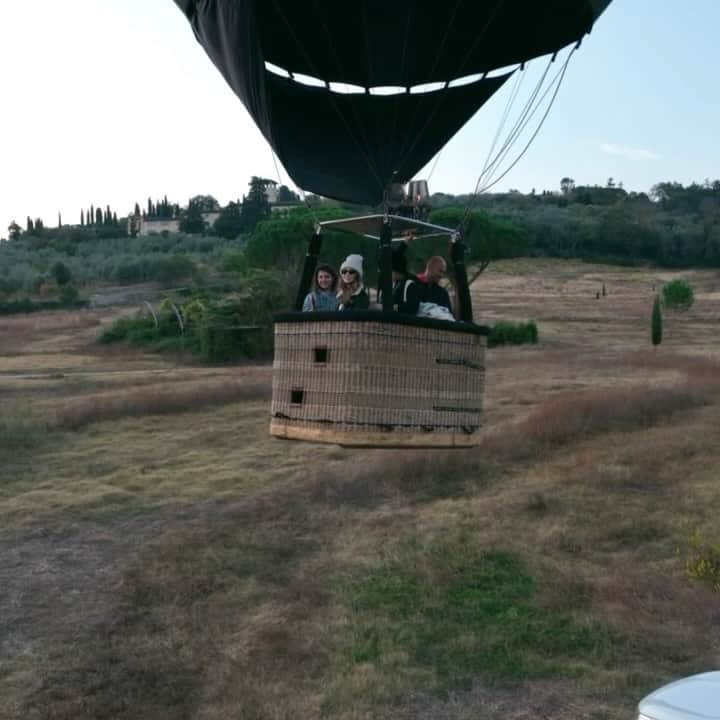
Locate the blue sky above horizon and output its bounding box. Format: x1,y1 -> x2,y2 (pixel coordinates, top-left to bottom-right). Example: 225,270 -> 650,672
2,1 -> 719,235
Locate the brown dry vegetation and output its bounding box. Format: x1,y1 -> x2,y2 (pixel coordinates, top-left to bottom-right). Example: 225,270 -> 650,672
2,260 -> 720,720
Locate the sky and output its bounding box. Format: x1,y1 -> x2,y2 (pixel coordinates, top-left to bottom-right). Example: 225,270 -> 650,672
2,1 -> 720,236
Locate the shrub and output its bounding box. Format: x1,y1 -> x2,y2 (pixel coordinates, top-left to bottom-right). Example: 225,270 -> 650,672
99,315 -> 156,344
222,249 -> 247,275
0,297 -> 86,315
153,254 -> 195,287
685,529 -> 720,591
60,284 -> 79,306
51,260 -> 72,286
196,269 -> 290,362
98,316 -> 135,343
662,279 -> 694,310
98,269 -> 290,361
488,320 -> 538,348
112,259 -> 145,284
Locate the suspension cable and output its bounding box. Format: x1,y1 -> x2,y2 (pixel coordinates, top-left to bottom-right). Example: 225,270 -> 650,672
457,46 -> 576,236
478,51 -> 573,194
480,64 -> 525,179
476,55 -> 555,188
477,48 -> 574,193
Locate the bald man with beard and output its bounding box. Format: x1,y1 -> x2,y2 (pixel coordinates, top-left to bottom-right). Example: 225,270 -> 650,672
417,256 -> 453,314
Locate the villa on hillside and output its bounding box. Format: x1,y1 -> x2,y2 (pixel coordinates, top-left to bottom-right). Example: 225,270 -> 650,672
127,211 -> 221,237
127,187 -> 301,236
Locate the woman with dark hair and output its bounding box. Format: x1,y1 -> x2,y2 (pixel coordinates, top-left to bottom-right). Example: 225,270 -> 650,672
302,263 -> 339,311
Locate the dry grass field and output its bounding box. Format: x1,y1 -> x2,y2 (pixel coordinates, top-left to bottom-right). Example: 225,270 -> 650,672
2,260 -> 720,719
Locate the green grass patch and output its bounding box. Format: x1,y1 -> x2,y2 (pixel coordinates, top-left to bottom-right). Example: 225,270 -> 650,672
334,534 -> 612,702
0,402 -> 48,455
488,320 -> 538,348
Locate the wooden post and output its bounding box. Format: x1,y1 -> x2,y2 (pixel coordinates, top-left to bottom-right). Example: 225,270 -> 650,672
294,227 -> 323,311
378,218 -> 393,312
450,234 -> 473,323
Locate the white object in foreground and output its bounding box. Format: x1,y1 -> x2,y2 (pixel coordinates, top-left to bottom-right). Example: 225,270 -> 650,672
638,671 -> 720,720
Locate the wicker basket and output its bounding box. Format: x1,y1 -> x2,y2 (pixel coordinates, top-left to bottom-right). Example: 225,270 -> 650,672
270,312 -> 486,447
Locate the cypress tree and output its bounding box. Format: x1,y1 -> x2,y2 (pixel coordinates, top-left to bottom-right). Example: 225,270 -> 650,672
81,209 -> 85,226
96,207 -> 103,225
651,295 -> 663,346
58,212 -> 62,228
113,211 -> 118,226
134,202 -> 141,217
90,205 -> 95,225
27,217 -> 34,233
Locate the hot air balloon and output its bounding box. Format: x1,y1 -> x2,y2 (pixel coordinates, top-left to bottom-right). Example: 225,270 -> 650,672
173,0 -> 613,448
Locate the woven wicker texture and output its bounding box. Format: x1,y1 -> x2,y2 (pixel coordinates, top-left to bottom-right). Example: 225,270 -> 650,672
271,319 -> 485,438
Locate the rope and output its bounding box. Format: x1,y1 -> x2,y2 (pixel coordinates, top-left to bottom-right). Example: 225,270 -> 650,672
479,65 -> 525,180
425,149 -> 444,186
456,46 -> 576,237
478,50 -> 574,194
476,48 -> 574,193
475,55 -> 554,189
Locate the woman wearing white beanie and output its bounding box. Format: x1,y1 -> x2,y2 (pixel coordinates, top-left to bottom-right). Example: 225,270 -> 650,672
337,254 -> 369,311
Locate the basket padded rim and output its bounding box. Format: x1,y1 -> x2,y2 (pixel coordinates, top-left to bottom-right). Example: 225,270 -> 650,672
270,420 -> 482,448
274,310 -> 489,336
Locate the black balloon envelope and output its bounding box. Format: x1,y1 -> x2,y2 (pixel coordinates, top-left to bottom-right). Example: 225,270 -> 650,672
173,1 -> 612,205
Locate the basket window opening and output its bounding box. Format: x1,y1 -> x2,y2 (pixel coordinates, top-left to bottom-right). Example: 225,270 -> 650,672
290,388 -> 304,405
314,347 -> 329,364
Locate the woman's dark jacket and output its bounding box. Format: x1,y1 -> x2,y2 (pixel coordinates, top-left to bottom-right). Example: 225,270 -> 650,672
338,287 -> 370,311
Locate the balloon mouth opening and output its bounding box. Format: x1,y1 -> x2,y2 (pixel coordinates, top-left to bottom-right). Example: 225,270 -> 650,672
263,61 -> 520,95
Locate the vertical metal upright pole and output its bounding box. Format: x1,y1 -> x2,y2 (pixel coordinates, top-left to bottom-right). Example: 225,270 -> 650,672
450,233 -> 473,323
378,217 -> 393,312
293,225 -> 323,311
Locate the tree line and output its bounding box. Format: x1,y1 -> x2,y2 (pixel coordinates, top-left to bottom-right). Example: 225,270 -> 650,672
5,177 -> 720,306
442,178 -> 720,269
6,177 -> 303,243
